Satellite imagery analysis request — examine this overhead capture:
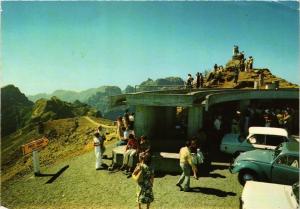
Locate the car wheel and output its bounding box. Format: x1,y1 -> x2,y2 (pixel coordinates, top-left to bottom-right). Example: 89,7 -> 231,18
238,170 -> 257,186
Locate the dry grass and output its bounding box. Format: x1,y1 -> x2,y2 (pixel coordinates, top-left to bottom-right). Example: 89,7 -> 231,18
1,116 -> 117,183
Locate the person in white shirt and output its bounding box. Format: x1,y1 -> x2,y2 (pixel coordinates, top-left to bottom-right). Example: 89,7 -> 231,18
214,116 -> 222,131
93,131 -> 105,170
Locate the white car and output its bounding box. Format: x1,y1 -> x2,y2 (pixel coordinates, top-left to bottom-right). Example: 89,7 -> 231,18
220,127 -> 290,157
240,181 -> 299,209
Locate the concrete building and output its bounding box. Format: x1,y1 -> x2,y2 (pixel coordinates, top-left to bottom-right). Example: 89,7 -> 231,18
110,88 -> 299,152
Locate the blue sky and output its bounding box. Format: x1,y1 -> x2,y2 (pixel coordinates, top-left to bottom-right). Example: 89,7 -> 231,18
2,1 -> 299,95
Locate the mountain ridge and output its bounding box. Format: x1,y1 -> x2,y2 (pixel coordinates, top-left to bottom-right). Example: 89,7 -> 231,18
1,85 -> 102,137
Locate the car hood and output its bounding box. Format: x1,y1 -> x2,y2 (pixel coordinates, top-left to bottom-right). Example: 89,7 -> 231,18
221,134 -> 241,145
235,149 -> 274,164
242,181 -> 298,209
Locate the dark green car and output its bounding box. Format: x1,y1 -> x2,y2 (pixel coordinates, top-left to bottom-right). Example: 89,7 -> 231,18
230,142 -> 299,185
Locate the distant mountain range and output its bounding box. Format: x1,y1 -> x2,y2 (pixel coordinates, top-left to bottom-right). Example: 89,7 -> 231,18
28,86 -> 123,103
27,77 -> 185,118
1,85 -> 101,137
1,77 -> 185,137
28,77 -> 185,102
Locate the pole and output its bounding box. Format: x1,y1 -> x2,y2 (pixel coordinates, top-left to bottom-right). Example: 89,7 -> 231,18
32,150 -> 41,176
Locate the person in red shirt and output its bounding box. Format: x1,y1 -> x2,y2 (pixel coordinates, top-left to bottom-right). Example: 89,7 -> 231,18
121,134 -> 139,173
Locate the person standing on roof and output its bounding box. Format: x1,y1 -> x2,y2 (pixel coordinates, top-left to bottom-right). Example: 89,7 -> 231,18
199,73 -> 204,88
186,74 -> 194,89
195,72 -> 201,88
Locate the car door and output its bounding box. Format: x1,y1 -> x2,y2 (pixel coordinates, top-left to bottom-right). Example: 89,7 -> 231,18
271,154 -> 299,185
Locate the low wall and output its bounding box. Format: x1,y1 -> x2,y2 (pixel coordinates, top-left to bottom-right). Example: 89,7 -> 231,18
112,146 -> 181,173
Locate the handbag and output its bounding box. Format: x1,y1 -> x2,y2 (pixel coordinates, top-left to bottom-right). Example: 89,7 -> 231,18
132,166 -> 143,184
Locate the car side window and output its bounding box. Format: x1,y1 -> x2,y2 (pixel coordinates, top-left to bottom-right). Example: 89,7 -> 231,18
266,135 -> 285,146
275,155 -> 288,166
250,134 -> 265,145
275,155 -> 299,169
288,156 -> 299,169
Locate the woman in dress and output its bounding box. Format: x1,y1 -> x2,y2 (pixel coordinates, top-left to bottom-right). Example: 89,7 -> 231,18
133,153 -> 154,209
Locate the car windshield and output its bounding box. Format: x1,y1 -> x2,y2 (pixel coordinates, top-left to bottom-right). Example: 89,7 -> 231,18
273,143 -> 283,159
292,182 -> 299,204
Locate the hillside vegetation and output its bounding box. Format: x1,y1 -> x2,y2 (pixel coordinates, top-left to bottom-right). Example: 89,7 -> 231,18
1,84 -> 101,136
1,85 -> 34,137
31,97 -> 101,123
1,116 -> 116,183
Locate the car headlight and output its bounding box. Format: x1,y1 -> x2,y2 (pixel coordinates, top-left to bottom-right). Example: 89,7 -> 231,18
233,160 -> 241,167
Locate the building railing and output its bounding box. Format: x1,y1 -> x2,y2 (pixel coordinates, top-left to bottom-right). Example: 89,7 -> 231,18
134,85 -> 188,93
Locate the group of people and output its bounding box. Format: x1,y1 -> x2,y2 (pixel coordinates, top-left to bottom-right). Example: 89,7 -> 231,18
233,45 -> 254,72
119,135 -> 151,175
115,109 -> 135,146
93,121 -> 154,209
212,106 -> 297,139
186,72 -> 205,89
119,132 -> 154,209
185,45 -> 257,88
93,116 -> 207,208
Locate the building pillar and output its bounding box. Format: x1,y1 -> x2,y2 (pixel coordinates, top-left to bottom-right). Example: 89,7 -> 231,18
187,106 -> 204,138
135,106 -> 177,139
134,105 -> 157,139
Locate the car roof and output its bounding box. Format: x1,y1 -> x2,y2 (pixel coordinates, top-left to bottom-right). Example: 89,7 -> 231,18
249,127 -> 288,137
281,142 -> 299,155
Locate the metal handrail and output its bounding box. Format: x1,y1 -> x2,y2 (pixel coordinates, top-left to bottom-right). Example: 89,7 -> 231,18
134,85 -> 188,93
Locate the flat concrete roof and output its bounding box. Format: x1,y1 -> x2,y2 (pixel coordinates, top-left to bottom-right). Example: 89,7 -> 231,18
110,88 -> 299,109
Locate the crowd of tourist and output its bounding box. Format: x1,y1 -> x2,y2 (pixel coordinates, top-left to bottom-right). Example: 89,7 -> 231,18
92,101 -> 297,209
210,106 -> 298,142
186,45 -> 257,88
186,72 -> 204,89
92,109 -> 209,208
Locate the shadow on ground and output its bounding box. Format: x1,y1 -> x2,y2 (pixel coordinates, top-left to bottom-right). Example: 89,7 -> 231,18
35,165 -> 69,184
190,187 -> 236,197
199,172 -> 226,178
155,169 -> 227,179
210,164 -> 230,171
